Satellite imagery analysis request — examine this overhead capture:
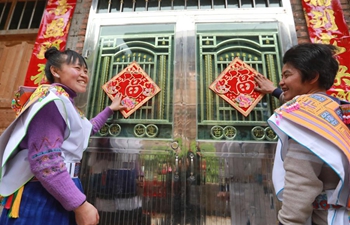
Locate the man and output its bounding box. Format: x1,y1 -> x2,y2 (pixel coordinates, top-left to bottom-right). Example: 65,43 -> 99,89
257,43 -> 350,225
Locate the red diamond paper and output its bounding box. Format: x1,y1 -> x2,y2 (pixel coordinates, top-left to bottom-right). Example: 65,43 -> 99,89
102,61 -> 161,118
209,57 -> 264,117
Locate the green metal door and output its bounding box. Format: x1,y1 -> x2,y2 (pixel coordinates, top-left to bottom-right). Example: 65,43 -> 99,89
78,18 -> 289,225
179,22 -> 282,225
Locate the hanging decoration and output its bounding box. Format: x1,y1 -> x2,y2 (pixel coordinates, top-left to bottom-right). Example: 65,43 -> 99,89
209,57 -> 264,117
302,0 -> 350,101
23,0 -> 77,87
327,36 -> 350,101
102,61 -> 161,118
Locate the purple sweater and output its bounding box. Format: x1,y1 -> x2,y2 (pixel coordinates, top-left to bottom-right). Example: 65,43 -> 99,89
18,84 -> 113,211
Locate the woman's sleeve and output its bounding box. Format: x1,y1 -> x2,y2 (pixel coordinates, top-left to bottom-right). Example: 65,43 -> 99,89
271,88 -> 285,104
90,107 -> 114,135
25,101 -> 86,211
277,139 -> 324,224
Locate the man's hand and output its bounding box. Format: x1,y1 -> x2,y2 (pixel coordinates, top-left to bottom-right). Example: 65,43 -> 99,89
254,74 -> 276,94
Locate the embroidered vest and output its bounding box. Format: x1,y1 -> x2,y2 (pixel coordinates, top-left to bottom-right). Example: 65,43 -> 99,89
268,94 -> 350,225
0,85 -> 92,196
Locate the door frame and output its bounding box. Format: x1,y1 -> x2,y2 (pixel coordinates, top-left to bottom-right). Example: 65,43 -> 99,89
79,3 -> 297,225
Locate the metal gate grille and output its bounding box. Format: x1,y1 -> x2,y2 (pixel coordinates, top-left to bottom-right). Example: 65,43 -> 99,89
87,24 -> 175,139
197,23 -> 282,141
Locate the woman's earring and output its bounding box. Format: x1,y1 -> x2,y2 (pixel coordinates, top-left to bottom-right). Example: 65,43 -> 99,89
54,73 -> 60,78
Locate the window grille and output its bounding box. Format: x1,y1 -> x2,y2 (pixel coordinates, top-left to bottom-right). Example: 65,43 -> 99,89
0,0 -> 46,31
97,0 -> 283,13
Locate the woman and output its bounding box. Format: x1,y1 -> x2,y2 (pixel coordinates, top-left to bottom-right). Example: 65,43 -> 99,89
266,43 -> 350,225
0,47 -> 126,225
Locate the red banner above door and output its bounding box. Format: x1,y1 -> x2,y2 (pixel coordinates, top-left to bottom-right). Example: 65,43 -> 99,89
23,0 -> 77,87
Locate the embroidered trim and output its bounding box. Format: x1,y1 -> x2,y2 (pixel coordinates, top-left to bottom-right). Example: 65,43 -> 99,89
340,104 -> 350,125
284,99 -> 300,112
320,111 -> 339,126
53,86 -> 70,98
11,85 -> 70,117
32,138 -> 62,153
40,162 -> 67,177
312,193 -> 342,210
31,148 -> 62,159
31,147 -> 67,177
74,106 -> 85,118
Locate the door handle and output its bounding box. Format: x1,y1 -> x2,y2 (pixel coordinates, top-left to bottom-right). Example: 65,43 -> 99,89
174,155 -> 179,181
188,152 -> 195,182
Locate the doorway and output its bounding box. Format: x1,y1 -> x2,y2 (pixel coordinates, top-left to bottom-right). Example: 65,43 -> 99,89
78,6 -> 295,225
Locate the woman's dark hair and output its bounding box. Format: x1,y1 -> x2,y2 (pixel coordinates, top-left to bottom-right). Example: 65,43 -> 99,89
44,47 -> 88,83
282,43 -> 339,90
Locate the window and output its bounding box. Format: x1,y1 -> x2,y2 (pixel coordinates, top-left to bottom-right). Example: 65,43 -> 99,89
96,0 -> 283,13
0,0 -> 46,30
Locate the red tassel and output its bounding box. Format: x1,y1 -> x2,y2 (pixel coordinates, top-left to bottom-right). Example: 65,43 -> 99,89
340,104 -> 350,124
4,194 -> 13,209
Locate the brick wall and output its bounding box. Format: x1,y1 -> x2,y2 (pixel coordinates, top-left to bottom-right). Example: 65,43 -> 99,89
290,0 -> 310,43
291,0 -> 350,43
341,0 -> 350,31
66,0 -> 92,54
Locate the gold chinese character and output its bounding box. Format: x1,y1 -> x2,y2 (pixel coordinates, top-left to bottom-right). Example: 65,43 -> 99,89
330,89 -> 350,102
313,33 -> 337,44
37,40 -> 63,59
332,41 -> 347,55
225,128 -> 235,137
309,9 -> 338,31
304,0 -> 331,7
30,64 -> 47,85
48,0 -> 73,16
333,65 -> 350,86
135,125 -> 145,135
213,127 -> 222,137
43,18 -> 65,38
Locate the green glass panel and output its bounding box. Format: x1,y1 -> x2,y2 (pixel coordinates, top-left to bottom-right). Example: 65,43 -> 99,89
88,24 -> 175,139
196,22 -> 282,141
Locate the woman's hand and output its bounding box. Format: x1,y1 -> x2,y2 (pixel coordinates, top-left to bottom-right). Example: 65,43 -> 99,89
254,74 -> 276,94
74,201 -> 99,225
108,92 -> 127,111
